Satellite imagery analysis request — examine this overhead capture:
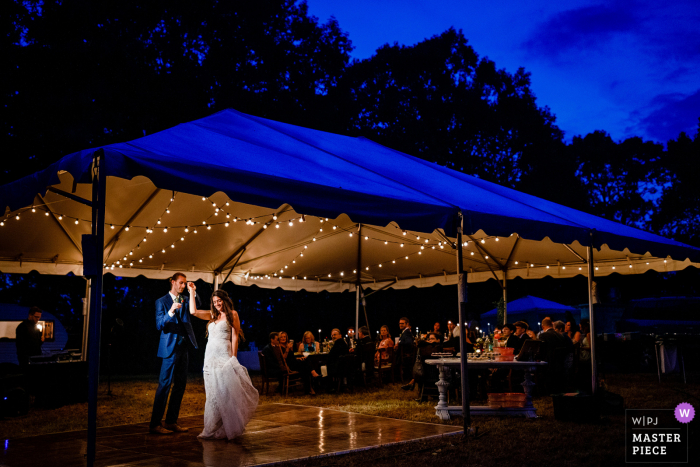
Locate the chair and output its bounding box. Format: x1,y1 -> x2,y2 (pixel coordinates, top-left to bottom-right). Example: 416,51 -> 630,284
280,368 -> 304,396
356,342 -> 377,386
374,347 -> 395,385
334,354 -> 357,393
398,343 -> 417,382
257,351 -> 273,395
258,350 -> 304,396
418,355 -> 442,402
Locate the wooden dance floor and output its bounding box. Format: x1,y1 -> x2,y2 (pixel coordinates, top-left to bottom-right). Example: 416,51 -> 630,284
1,404 -> 462,467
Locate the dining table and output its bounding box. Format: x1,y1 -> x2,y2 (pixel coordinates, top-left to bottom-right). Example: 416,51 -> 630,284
424,357 -> 548,419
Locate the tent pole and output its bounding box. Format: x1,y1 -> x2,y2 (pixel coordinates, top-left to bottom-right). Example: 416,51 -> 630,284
456,212 -> 470,430
587,244 -> 598,395
503,271 -> 507,326
81,278 -> 91,361
214,273 -> 220,291
355,225 -> 361,335
87,149 -> 106,467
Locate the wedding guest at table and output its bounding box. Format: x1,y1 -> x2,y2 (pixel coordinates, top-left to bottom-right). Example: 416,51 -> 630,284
502,323 -> 517,349
278,331 -> 295,364
374,325 -> 394,365
298,331 -> 320,353
565,320 -> 582,344
261,332 -> 286,393
402,332 -> 443,390
344,327 -> 355,349
325,329 -> 349,392
513,321 -> 531,355
534,318 -> 570,393
554,320 -> 575,384
577,319 -> 592,392
444,321 -> 475,353
279,331 -> 319,394
432,322 -> 441,338
350,326 -> 373,351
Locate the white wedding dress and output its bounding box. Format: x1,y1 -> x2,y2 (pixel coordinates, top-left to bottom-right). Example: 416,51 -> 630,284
198,320 -> 259,440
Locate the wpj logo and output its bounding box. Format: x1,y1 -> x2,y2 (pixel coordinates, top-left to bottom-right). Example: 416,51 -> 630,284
626,408 -> 689,463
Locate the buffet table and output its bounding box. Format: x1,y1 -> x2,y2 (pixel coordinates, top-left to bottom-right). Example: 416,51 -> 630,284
424,358 -> 547,419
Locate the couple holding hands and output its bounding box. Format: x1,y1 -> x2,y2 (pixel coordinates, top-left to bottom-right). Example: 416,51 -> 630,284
149,273 -> 258,439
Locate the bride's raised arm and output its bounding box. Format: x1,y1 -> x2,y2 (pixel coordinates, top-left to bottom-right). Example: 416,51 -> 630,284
188,282 -> 212,320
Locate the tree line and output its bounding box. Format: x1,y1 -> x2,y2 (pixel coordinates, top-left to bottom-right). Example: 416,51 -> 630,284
3,0 -> 699,246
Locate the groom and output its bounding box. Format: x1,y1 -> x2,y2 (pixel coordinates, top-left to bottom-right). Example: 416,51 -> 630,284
149,272 -> 199,434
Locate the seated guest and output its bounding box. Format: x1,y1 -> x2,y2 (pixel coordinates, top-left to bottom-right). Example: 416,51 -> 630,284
512,321 -> 531,355
554,320 -> 575,379
277,331 -> 295,365
327,328 -> 349,378
502,323 -> 518,349
565,320 -> 582,344
350,326 -> 373,353
402,332 -> 443,390
279,331 -> 319,394
344,327 -> 355,349
534,318 -> 569,392
374,325 -> 394,365
444,321 -> 474,353
298,331 -> 320,353
261,332 -> 286,392
431,322 -> 441,338
443,320 -> 459,350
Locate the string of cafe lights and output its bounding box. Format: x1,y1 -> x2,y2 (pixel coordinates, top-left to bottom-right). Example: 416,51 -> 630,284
1,198 -> 672,274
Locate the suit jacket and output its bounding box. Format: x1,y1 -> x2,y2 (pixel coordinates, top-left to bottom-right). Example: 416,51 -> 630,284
512,333 -> 531,355
262,344 -> 289,375
537,329 -> 571,372
328,338 -> 349,374
398,327 -> 414,345
155,293 -> 198,358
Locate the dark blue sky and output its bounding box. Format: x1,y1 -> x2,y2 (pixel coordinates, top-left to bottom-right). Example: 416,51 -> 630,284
306,0 -> 700,144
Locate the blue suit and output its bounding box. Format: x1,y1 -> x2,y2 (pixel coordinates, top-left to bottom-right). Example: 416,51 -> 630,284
150,293 -> 199,428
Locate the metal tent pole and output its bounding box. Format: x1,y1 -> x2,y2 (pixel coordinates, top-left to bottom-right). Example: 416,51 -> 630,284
503,272 -> 508,325
355,225 -> 361,335
81,278 -> 91,361
456,212 -> 470,429
214,273 -> 220,291
587,244 -> 598,395
87,150 -> 106,466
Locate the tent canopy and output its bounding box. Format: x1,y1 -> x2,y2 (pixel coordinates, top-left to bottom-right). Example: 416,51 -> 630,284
1,109 -> 698,290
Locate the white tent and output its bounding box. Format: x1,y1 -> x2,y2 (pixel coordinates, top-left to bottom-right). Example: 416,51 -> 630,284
2,109 -> 699,461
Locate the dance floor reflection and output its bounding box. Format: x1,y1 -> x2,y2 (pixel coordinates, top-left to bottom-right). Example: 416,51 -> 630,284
1,404 -> 462,467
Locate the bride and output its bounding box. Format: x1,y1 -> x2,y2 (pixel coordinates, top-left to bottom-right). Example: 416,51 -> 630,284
188,284 -> 259,439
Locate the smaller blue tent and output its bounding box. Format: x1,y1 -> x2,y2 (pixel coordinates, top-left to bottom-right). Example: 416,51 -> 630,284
481,295 -> 579,330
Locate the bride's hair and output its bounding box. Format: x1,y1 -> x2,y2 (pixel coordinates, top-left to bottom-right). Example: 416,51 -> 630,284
207,289 -> 245,341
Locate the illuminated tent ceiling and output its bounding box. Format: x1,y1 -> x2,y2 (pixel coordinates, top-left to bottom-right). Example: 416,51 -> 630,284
1,109 -> 698,291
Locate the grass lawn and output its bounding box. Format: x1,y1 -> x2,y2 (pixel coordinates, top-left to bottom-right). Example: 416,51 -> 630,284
2,372 -> 698,466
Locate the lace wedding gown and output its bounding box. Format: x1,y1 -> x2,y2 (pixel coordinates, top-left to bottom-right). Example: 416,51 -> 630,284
198,320 -> 259,440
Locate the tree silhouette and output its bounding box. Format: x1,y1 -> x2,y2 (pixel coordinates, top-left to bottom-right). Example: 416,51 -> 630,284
329,28 -> 563,188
